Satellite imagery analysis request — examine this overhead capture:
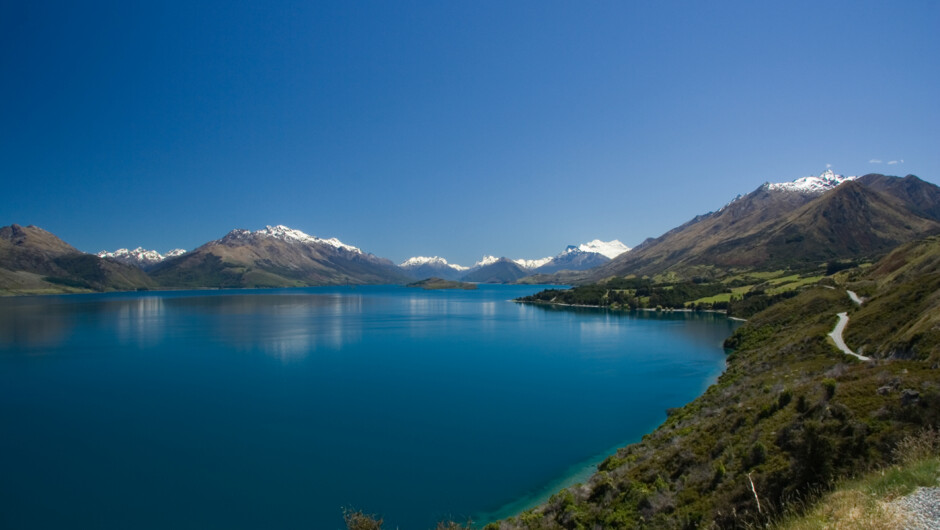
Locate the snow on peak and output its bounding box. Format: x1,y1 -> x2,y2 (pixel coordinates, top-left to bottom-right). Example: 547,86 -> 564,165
255,225 -> 362,254
400,256 -> 469,271
98,247 -> 162,262
468,239 -> 629,271
575,239 -> 630,259
401,256 -> 449,267
764,169 -> 857,193
513,256 -> 554,269
474,255 -> 501,268
97,246 -> 187,266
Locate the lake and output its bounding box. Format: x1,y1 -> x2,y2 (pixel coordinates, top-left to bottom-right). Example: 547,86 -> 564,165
0,285 -> 739,529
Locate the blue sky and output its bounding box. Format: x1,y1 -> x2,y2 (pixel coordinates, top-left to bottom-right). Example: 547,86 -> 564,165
2,1 -> 938,266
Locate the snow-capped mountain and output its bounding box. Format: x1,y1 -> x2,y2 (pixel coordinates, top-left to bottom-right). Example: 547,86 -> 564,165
590,172 -> 940,280
461,257 -> 529,283
456,239 -> 631,281
150,224 -> 407,288
474,255 -> 501,268
513,256 -> 553,269
468,240 -> 627,273
571,239 -> 630,259
229,225 -> 363,254
764,169 -> 857,193
97,247 -> 188,269
530,240 -> 628,275
716,169 -> 858,214
399,256 -> 469,280
400,256 -> 469,270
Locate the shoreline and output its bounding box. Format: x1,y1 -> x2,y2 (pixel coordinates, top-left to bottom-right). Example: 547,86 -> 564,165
477,306 -> 739,527
470,436 -> 654,526
514,299 -> 740,318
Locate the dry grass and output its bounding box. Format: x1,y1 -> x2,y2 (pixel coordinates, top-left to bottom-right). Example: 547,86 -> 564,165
894,427 -> 940,464
777,488 -> 911,530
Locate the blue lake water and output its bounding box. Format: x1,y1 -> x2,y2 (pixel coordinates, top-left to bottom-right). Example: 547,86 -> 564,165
0,285 -> 739,529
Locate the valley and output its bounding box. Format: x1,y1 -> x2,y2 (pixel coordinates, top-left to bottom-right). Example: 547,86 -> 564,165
2,170 -> 939,529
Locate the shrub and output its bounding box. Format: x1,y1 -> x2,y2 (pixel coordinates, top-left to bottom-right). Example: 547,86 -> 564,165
893,427 -> 940,464
747,442 -> 767,468
342,508 -> 383,530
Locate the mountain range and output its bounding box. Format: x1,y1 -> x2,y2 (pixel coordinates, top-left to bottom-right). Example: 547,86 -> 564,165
97,247 -> 187,270
2,172 -> 938,295
398,240 -> 630,283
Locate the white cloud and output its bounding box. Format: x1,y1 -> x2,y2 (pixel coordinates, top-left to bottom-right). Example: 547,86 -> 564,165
826,163 -> 832,168
869,159 -> 882,164
887,160 -> 899,165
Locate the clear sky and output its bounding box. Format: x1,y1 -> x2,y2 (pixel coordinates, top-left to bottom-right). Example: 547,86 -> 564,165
3,1 -> 938,266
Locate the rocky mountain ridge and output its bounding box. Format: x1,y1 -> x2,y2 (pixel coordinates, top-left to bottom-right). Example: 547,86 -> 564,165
585,172 -> 940,281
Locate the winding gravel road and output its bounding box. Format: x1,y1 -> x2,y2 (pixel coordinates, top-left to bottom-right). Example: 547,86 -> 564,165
847,289 -> 863,305
829,311 -> 872,361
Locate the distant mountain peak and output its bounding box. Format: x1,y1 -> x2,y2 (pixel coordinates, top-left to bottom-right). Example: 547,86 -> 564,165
255,225 -> 362,254
573,239 -> 631,259
97,246 -> 188,269
513,256 -> 553,269
474,255 -> 501,268
223,225 -> 363,254
764,169 -> 857,194
400,256 -> 469,271
464,239 -> 629,277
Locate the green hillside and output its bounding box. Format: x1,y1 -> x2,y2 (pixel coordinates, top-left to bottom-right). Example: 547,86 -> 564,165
489,238 -> 940,529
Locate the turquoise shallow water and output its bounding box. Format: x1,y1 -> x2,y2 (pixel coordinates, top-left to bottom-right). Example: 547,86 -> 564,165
0,285 -> 739,529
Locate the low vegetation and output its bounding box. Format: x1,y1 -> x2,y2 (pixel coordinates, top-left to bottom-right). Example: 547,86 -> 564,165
407,277 -> 478,290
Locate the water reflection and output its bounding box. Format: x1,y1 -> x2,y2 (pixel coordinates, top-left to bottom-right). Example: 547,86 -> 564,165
578,315 -> 624,347
162,293 -> 364,361
0,298 -> 75,352
115,296 -> 166,347
0,292 -> 368,361
526,303 -> 739,351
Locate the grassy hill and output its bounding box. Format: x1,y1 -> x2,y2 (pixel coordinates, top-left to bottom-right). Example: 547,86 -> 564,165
488,238 -> 940,529
0,224 -> 154,295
